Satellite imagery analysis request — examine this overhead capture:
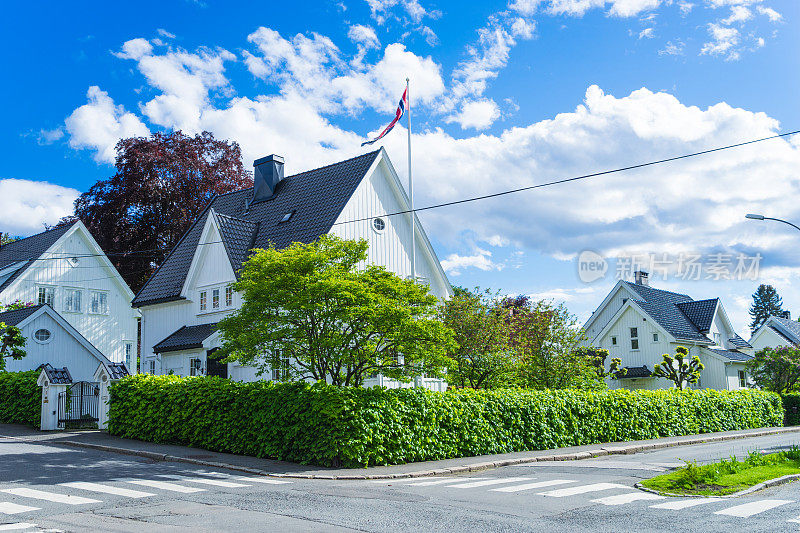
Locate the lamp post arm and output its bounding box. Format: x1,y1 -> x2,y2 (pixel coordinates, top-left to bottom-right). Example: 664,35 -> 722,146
763,217 -> 800,233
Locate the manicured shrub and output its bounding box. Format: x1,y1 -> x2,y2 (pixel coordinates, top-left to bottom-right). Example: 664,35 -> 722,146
782,394 -> 800,426
108,375 -> 784,468
0,370 -> 40,427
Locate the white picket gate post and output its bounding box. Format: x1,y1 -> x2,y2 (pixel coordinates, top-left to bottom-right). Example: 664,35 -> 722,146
37,366 -> 71,431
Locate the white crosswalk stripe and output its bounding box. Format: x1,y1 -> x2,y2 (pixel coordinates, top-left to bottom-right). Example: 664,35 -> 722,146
650,498 -> 722,510
235,477 -> 293,485
404,478 -> 485,487
714,499 -> 793,518
59,482 -> 155,498
0,523 -> 37,531
491,480 -> 576,493
591,492 -> 665,506
164,476 -> 251,488
538,483 -> 629,497
0,488 -> 100,505
0,502 -> 40,515
126,480 -> 205,493
446,477 -> 532,489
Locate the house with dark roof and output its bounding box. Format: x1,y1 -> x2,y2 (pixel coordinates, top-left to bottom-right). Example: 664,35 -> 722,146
0,222 -> 138,369
582,271 -> 753,390
0,304 -> 119,381
750,315 -> 800,352
133,148 -> 452,384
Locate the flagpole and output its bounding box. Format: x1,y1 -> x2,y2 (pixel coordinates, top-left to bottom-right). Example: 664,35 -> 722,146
406,77 -> 416,282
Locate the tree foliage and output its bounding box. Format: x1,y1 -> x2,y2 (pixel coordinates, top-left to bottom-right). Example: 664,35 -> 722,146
747,346 -> 800,393
0,322 -> 26,372
651,346 -> 704,390
0,234 -> 19,246
0,301 -> 34,312
749,284 -> 786,333
216,236 -> 454,387
438,287 -> 514,389
573,346 -> 625,380
59,131 -> 253,292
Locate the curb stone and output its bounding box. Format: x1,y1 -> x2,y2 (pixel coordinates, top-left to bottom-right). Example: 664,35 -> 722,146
56,426 -> 800,481
635,473 -> 800,498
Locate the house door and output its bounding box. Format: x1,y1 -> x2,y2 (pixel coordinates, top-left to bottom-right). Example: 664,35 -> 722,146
206,349 -> 228,379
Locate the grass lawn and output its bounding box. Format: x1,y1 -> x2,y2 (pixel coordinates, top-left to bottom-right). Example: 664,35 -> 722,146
641,449 -> 800,496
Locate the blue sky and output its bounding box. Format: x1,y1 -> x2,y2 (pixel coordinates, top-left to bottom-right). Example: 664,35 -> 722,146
2,0 -> 798,332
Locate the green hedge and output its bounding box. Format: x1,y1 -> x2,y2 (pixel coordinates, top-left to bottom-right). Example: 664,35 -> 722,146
109,375 -> 784,468
0,370 -> 40,427
782,394 -> 800,426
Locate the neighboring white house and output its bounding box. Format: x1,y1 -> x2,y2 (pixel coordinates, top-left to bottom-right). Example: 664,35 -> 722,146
0,304 -> 116,382
582,271 -> 753,390
132,148 -> 452,386
750,315 -> 800,352
0,222 -> 138,369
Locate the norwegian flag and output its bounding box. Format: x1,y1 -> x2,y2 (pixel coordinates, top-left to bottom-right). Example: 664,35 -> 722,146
361,88 -> 408,146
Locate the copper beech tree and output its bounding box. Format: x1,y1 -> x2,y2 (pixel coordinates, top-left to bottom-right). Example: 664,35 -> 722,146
59,131 -> 253,292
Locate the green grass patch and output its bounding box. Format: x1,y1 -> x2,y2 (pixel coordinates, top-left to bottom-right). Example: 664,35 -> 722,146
641,447 -> 800,496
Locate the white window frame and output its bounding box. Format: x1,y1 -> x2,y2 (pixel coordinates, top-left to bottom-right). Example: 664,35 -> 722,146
189,358 -> 203,377
652,333 -> 659,342
37,285 -> 55,307
212,288 -> 220,309
738,370 -> 746,388
89,290 -> 109,315
63,287 -> 83,313
271,355 -> 290,381
33,328 -> 52,344
630,327 -> 639,351
611,336 -> 617,346
199,291 -> 207,311
225,286 -> 233,307
124,342 -> 133,370
148,360 -> 156,374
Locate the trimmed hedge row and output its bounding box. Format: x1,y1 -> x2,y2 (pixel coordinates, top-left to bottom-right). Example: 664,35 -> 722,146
0,370 -> 40,427
109,375 -> 784,468
782,394 -> 800,426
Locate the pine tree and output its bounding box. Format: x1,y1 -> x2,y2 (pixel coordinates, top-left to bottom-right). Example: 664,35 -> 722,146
749,284 -> 784,333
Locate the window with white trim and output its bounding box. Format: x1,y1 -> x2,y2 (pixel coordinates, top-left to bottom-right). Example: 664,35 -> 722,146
738,370 -> 746,388
64,288 -> 82,313
611,336 -> 617,346
225,286 -> 233,307
148,360 -> 156,374
271,354 -> 290,381
212,288 -> 220,309
89,291 -> 108,314
37,286 -> 55,307
125,342 -> 133,370
652,333 -> 659,342
199,291 -> 207,311
189,358 -> 203,376
34,329 -> 51,343
630,327 -> 639,350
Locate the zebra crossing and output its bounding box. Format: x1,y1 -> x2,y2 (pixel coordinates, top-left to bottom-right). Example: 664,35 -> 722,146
372,475 -> 800,521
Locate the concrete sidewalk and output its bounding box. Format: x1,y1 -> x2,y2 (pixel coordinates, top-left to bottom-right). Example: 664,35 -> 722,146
2,423 -> 799,480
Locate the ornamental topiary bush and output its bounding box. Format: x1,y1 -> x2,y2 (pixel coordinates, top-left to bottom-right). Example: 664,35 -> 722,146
0,370 -> 40,427
108,375 -> 784,468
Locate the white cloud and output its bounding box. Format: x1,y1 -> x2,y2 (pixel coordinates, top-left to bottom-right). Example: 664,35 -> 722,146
639,27 -> 655,39
483,235 -> 511,247
756,6 -> 782,22
440,248 -> 502,275
348,24 -> 380,50
678,1 -> 694,15
113,38 -> 153,60
157,28 -> 176,39
0,179 -> 79,235
659,40 -> 685,55
64,86 -> 149,163
37,128 -> 64,145
543,0 -> 663,17
509,0 -> 545,16
446,99 -> 501,130
721,5 -> 752,24
701,23 -> 740,59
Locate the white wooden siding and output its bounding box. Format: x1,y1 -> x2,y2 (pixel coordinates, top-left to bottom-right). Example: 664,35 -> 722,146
1,227 -> 136,363
584,285 -> 634,342
750,327 -> 790,352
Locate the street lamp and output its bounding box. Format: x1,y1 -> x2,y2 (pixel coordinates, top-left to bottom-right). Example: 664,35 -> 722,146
745,214 -> 800,233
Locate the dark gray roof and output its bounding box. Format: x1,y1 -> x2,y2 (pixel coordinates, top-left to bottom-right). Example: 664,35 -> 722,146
38,364 -> 72,384
0,304 -> 44,326
770,317 -> 800,344
617,365 -> 652,378
708,348 -> 752,362
624,282 -> 712,343
729,334 -> 752,349
133,150 -> 381,307
676,298 -> 718,332
0,222 -> 77,292
769,325 -> 797,345
154,323 -> 218,353
105,362 -> 130,380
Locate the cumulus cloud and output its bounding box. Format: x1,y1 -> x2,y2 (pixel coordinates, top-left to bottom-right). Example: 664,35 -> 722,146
721,5 -> 752,24
701,23 -> 740,59
446,99 -> 501,130
440,248 -> 502,275
639,27 -> 655,39
0,179 -> 79,236
756,5 -> 782,22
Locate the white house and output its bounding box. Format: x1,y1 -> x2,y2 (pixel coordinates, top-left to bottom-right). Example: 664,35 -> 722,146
582,271 -> 753,390
750,315 -> 800,352
132,148 -> 452,385
0,222 -> 138,369
0,304 -> 116,382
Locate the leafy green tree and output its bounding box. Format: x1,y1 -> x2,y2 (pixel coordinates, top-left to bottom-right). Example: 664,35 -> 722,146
0,301 -> 34,312
438,287 -> 513,389
749,284 -> 785,333
0,234 -> 19,246
503,298 -> 592,389
216,236 -> 454,387
746,346 -> 800,393
651,346 -> 704,390
573,346 -> 625,380
0,322 -> 26,372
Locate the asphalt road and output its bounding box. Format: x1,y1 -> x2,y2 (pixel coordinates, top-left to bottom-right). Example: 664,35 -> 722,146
2,432 -> 800,532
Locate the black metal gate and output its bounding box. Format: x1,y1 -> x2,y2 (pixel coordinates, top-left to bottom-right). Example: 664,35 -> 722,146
58,381 -> 99,429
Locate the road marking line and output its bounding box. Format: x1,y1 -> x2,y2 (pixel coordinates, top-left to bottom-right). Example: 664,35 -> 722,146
0,502 -> 40,515
126,480 -> 205,493
59,482 -> 155,498
787,517 -> 800,524
1,488 -> 100,505
714,499 -> 793,518
650,498 -> 722,510
591,492 -> 665,506
446,477 -> 533,489
0,523 -> 37,531
538,483 -> 629,497
491,480 -> 576,493
404,478 -> 486,487
171,477 -> 251,488
235,477 -> 293,485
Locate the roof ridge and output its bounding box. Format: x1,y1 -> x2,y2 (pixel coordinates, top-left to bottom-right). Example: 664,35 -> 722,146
0,221 -> 76,249
623,280 -> 693,300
